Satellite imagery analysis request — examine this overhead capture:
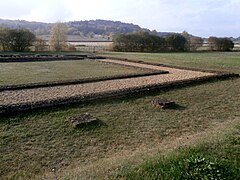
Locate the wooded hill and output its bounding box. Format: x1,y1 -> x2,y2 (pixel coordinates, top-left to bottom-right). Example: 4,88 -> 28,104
0,19 -> 169,40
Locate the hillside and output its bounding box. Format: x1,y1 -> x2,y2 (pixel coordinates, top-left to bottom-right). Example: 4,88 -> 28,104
0,19 -> 52,35
0,19 -> 169,41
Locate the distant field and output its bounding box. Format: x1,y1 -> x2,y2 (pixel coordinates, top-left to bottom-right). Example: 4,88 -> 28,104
0,60 -> 150,85
100,52 -> 240,73
70,41 -> 112,47
233,43 -> 240,51
69,42 -> 112,52
37,35 -> 112,52
37,35 -> 110,42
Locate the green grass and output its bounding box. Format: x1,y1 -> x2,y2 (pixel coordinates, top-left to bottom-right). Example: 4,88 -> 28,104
117,124 -> 240,179
0,60 -> 150,85
0,78 -> 239,179
0,52 -> 239,179
100,52 -> 240,73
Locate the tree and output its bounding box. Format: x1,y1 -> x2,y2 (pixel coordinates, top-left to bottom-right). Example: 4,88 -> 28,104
208,37 -> 219,51
181,31 -> 190,51
0,27 -> 9,51
165,34 -> 187,51
1,28 -> 36,52
189,37 -> 204,51
87,32 -> 94,39
219,38 -> 234,51
112,32 -> 166,52
49,22 -> 68,51
34,37 -> 47,51
208,37 -> 234,51
180,31 -> 204,51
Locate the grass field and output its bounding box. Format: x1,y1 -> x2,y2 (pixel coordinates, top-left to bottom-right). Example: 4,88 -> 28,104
101,52 -> 240,73
0,60 -> 150,85
118,124 -> 240,179
0,52 -> 239,179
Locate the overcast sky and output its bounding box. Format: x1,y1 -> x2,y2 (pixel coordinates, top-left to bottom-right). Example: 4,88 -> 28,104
0,0 -> 240,37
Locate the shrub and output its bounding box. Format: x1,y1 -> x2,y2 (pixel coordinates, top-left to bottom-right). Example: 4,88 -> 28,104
112,32 -> 166,52
165,33 -> 187,52
189,37 -> 204,51
208,37 -> 234,51
0,28 -> 36,51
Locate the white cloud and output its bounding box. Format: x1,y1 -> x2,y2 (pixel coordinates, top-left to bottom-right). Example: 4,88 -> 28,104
18,0 -> 72,22
0,0 -> 32,19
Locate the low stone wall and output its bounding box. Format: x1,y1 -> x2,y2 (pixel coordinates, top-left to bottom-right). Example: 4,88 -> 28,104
88,56 -> 106,59
0,56 -> 85,62
0,54 -> 108,63
0,73 -> 238,116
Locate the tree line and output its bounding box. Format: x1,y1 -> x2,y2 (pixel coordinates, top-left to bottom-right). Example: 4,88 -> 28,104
0,23 -> 69,52
112,32 -> 234,52
208,37 -> 234,51
0,25 -> 235,52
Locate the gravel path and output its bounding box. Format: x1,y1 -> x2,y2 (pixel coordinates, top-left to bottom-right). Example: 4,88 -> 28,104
0,59 -> 214,106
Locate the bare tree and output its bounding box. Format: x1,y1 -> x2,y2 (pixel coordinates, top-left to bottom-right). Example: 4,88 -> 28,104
189,37 -> 203,51
49,22 -> 68,51
34,37 -> 47,51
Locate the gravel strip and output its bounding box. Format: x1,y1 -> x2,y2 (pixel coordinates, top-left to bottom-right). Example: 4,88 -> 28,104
101,59 -> 215,74
0,59 -> 214,106
0,71 -> 167,91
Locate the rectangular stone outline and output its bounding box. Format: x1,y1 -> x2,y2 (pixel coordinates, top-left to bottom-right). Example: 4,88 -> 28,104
0,73 -> 238,116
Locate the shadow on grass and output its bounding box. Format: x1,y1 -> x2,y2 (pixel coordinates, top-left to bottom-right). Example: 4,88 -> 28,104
166,104 -> 186,110
71,119 -> 107,131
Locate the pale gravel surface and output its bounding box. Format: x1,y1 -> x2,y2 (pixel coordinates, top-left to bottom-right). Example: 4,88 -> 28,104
0,59 -> 215,106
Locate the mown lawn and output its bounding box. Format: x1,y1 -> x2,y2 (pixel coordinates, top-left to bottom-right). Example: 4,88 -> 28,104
0,60 -> 151,85
0,52 -> 239,179
101,52 -> 240,73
